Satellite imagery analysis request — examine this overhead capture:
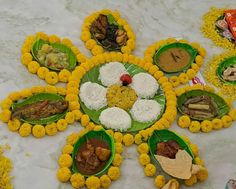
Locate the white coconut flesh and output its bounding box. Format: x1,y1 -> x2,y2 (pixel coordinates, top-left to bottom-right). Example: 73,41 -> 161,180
131,72 -> 159,98
79,81 -> 107,110
99,107 -> 132,131
99,62 -> 128,87
130,99 -> 161,123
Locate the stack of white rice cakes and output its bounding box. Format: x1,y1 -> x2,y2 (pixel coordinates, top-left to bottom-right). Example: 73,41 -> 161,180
79,62 -> 165,132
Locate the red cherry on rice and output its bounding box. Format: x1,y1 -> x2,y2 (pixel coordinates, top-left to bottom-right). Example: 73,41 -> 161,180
120,74 -> 132,86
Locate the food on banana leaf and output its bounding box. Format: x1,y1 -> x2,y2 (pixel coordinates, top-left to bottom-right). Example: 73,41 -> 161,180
90,14 -> 128,50
222,64 -> 236,81
156,140 -> 182,159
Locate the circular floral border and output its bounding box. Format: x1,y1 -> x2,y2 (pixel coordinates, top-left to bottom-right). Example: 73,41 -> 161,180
0,85 -> 79,138
57,127 -> 123,189
21,32 -> 87,85
80,9 -> 136,55
144,38 -> 206,87
137,130 -> 208,188
175,84 -> 236,133
201,7 -> 235,50
66,52 -> 177,145
204,50 -> 236,100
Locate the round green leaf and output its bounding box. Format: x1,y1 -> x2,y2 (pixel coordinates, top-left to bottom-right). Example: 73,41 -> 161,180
177,89 -> 229,121
71,129 -> 115,177
79,63 -> 166,132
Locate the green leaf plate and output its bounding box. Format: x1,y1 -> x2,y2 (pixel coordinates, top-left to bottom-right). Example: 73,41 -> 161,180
177,89 -> 229,121
148,129 -> 194,168
79,63 -> 166,132
216,56 -> 236,85
11,93 -> 68,125
31,39 -> 77,71
153,42 -> 198,73
71,129 -> 115,177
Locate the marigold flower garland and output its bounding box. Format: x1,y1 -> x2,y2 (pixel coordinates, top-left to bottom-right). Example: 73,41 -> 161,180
204,50 -> 236,100
201,7 -> 235,50
0,145 -> 13,189
0,85 -> 78,138
176,84 -> 236,133
137,130 -> 208,188
21,32 -> 87,85
80,9 -> 136,55
66,52 -> 176,145
144,38 -> 206,87
57,127 -> 123,189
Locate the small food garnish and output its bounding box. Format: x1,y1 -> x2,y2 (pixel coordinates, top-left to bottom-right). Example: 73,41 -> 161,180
156,140 -> 181,159
222,65 -> 236,81
120,74 -> 132,86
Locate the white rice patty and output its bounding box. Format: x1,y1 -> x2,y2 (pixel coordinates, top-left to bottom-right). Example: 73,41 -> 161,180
99,107 -> 131,131
79,82 -> 107,110
130,99 -> 161,123
99,62 -> 128,87
131,72 -> 159,98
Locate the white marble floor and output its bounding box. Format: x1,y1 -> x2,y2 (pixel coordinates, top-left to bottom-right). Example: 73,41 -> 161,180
0,0 -> 236,189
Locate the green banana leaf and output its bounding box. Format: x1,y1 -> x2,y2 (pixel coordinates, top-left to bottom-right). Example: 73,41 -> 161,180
11,93 -> 68,125
80,63 -> 166,133
153,42 -> 198,73
177,89 -> 229,121
216,56 -> 236,85
31,39 -> 77,71
71,129 -> 115,177
148,129 -> 194,169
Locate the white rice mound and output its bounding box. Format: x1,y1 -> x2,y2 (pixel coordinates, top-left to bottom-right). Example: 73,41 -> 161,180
99,107 -> 132,131
79,82 -> 107,110
130,99 -> 161,123
99,62 -> 128,87
131,72 -> 159,98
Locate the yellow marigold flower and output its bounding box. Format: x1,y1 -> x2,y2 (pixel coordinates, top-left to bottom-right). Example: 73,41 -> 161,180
123,134 -> 134,146
19,89 -> 32,98
189,121 -> 201,133
86,176 -> 101,189
115,142 -> 123,154
144,163 -> 156,177
112,153 -> 123,167
178,115 -> 191,128
195,55 -> 203,66
45,123 -> 58,136
81,114 -> 90,127
106,129 -> 114,137
21,53 -> 32,65
117,18 -> 127,25
58,154 -> 73,168
114,132 -> 123,143
65,112 -> 75,124
148,65 -> 159,75
108,166 -> 120,181
70,173 -> 85,188
67,133 -> 79,145
28,61 -> 40,74
198,47 -> 206,57
67,87 -> 79,95
32,125 -> 45,138
8,119 -> 21,132
72,110 -> 82,121
57,119 -> 68,131
184,174 -> 197,186
0,110 -> 11,123
127,39 -> 135,49
71,46 -> 80,55
80,31 -> 91,42
85,39 -> 96,50
69,101 -> 80,111
92,125 -> 102,131
49,34 -> 60,43
222,115 -> 233,128
179,73 -> 189,84
8,91 -> 21,101
229,109 -> 236,121
121,46 -> 132,54
155,175 -> 166,188
137,143 -> 149,154
36,32 -> 48,41
100,174 -> 111,189
77,53 -> 87,63
66,94 -> 78,102
31,86 -> 45,94
169,76 -> 180,87
196,168 -> 208,181
158,118 -> 170,129
158,76 -> 169,84
19,123 -> 32,137
186,69 -> 197,79
37,67 -> 49,79
212,118 -> 223,130
58,69 -> 71,82
45,85 -> 57,93
191,63 -> 200,72
57,167 -> 71,182
190,143 -> 199,156
56,87 -> 66,96
1,98 -> 12,110
134,133 -> 142,145
201,120 -> 213,133
62,144 -> 73,154
139,130 -> 149,141
175,87 -> 186,97
91,45 -> 104,55
45,71 -> 58,85
61,38 -> 73,48
194,156 -> 204,166
139,153 -> 150,166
